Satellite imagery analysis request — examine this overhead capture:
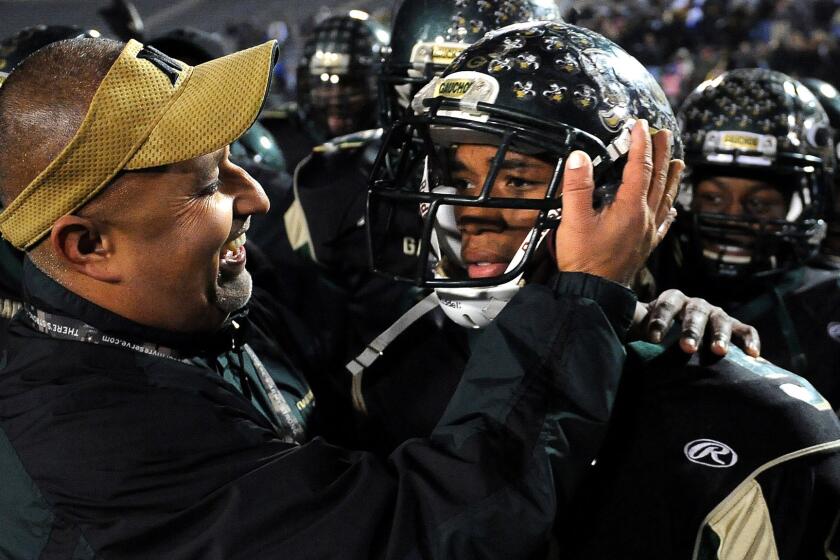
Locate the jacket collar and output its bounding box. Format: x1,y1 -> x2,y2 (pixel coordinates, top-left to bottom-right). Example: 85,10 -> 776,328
21,258 -> 248,357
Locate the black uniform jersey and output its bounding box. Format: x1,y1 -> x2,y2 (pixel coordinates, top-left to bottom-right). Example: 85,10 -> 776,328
258,104 -> 322,174
287,128 -> 385,271
343,288 -> 840,557
562,341 -> 840,559
280,129 -> 426,389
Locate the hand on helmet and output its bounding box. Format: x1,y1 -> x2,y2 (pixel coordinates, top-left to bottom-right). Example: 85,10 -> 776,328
554,120 -> 684,287
633,289 -> 761,357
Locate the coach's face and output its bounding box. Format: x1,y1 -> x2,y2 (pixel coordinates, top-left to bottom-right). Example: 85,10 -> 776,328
101,146 -> 269,332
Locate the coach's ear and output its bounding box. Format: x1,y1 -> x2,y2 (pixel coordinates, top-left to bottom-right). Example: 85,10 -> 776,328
50,215 -> 120,282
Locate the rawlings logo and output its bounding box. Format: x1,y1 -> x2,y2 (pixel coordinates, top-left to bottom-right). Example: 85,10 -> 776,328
684,439 -> 738,468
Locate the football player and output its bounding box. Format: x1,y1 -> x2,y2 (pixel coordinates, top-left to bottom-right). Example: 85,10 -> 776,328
660,69 -> 840,408
260,12 -> 389,173
362,21 -> 840,556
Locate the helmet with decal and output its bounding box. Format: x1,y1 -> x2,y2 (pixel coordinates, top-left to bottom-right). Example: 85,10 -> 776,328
367,20 -> 680,328
677,69 -> 834,279
379,0 -> 563,127
297,12 -> 390,140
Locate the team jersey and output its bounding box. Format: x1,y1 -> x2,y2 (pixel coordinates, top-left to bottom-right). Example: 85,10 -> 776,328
562,341 -> 840,559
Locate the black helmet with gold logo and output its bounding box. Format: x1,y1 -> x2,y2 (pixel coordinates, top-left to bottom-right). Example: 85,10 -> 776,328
368,20 -> 679,291
677,69 -> 834,278
380,0 -> 563,126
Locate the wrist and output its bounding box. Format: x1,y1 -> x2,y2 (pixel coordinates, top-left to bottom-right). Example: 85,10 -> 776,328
550,272 -> 638,340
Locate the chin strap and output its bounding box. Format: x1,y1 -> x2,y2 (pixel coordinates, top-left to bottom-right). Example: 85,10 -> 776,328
591,118 -> 635,168
346,292 -> 441,414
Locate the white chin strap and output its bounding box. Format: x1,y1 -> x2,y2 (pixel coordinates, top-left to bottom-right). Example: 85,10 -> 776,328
433,278 -> 522,329
430,200 -> 550,329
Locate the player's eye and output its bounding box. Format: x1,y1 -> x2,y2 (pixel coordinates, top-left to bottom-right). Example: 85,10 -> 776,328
506,176 -> 537,190
453,178 -> 477,192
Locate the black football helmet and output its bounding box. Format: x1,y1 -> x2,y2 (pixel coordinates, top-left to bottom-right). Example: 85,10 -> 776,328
0,25 -> 101,81
677,69 -> 834,279
379,0 -> 563,127
296,12 -> 390,140
367,21 -> 679,326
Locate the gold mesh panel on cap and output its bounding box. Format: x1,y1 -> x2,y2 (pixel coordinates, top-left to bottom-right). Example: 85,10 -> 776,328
126,41 -> 277,169
0,39 -> 277,249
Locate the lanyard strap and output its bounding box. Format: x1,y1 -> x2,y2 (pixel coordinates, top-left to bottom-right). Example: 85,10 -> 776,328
243,344 -> 305,443
21,304 -> 184,361
20,304 -> 305,443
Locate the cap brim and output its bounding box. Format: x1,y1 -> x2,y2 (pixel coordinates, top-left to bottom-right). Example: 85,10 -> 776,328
125,40 -> 278,170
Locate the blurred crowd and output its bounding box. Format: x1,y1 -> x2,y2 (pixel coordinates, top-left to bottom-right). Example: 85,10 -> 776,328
215,0 -> 840,106
574,0 -> 840,103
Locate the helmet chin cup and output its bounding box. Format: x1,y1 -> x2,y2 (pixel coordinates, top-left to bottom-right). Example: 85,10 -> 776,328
430,211 -> 548,329
434,276 -> 522,329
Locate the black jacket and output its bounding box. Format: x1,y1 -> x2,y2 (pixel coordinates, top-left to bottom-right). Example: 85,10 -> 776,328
342,285 -> 840,557
562,341 -> 840,558
660,262 -> 840,409
0,261 -> 634,559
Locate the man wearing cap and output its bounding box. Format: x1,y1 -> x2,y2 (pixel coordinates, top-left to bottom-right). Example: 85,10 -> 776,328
0,37 -> 676,558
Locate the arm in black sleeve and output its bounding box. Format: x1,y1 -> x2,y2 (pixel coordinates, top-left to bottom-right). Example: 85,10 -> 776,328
406,272 -> 635,556
275,272 -> 632,560
26,273 -> 633,560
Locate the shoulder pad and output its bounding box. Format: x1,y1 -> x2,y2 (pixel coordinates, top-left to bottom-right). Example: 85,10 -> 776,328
722,348 -> 835,413
630,341 -> 836,415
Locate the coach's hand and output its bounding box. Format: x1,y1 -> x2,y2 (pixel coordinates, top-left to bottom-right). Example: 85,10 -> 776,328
554,120 -> 683,287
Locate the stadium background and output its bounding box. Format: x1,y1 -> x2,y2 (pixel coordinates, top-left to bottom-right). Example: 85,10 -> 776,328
1,0 -> 838,105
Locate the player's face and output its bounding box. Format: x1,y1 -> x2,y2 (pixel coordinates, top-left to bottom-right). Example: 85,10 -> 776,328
692,176 -> 786,258
310,78 -> 371,137
450,144 -> 555,279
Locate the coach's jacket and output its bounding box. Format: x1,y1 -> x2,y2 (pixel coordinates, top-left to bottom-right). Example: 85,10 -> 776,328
0,260 -> 634,559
